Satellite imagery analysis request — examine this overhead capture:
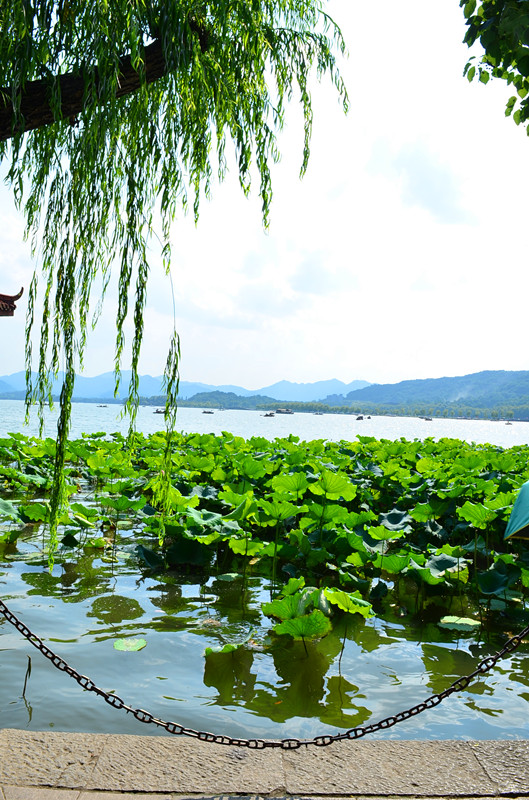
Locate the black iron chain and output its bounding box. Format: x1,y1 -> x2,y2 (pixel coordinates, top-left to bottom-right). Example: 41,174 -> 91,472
1,597 -> 528,749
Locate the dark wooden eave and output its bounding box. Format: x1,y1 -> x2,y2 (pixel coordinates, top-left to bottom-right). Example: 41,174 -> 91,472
0,287 -> 23,316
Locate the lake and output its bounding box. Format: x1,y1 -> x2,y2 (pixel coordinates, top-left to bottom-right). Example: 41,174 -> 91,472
0,399 -> 527,448
1,400 -> 529,743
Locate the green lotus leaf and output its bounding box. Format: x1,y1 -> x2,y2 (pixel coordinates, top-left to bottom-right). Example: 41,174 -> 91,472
262,594 -> 301,620
225,496 -> 258,521
425,553 -> 461,577
366,524 -> 406,541
405,559 -> 446,585
204,642 -> 240,656
113,638 -> 147,651
457,501 -> 497,529
372,552 -> 410,573
378,509 -> 413,533
309,469 -> 357,501
274,609 -> 332,640
18,502 -> 48,522
259,498 -> 300,524
410,503 -> 435,522
271,472 -> 309,497
324,588 -> 374,618
228,537 -> 265,556
280,576 -> 306,596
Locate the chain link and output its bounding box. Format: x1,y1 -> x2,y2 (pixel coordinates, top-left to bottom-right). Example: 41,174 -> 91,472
1,597 -> 528,748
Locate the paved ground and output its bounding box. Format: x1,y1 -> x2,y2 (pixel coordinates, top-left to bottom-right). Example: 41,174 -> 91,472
0,730 -> 529,800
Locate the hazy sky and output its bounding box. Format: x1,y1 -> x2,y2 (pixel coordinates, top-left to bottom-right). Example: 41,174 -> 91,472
1,1 -> 528,390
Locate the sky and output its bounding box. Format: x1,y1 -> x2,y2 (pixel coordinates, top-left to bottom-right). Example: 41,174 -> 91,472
1,0 -> 529,391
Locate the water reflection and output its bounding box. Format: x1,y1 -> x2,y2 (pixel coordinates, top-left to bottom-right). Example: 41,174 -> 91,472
203,629 -> 372,729
2,540 -> 529,739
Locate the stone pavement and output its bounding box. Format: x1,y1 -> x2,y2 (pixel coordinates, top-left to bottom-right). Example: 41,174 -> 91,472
0,730 -> 529,800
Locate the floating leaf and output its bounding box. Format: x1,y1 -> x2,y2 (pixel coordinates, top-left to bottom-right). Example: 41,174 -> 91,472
204,642 -> 240,656
113,638 -> 147,651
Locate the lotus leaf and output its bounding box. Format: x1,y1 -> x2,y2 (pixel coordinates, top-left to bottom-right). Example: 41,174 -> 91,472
378,509 -> 413,533
271,472 -> 309,497
280,577 -> 306,595
258,499 -> 300,524
308,469 -> 357,501
262,594 -> 301,620
228,537 -> 265,556
274,609 -> 332,640
457,501 -> 497,529
324,588 -> 374,618
204,642 -> 240,656
113,638 -> 147,651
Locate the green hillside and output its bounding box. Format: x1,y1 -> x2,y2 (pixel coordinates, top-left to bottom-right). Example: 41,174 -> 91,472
326,370 -> 529,408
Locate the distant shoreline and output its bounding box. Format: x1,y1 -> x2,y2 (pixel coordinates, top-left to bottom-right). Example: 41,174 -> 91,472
0,395 -> 525,425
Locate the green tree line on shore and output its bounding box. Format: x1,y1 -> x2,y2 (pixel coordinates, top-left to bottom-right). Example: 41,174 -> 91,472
138,391 -> 528,421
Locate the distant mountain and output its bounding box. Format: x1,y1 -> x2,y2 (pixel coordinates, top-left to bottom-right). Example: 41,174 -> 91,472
0,371 -> 370,402
324,370 -> 529,408
257,379 -> 370,402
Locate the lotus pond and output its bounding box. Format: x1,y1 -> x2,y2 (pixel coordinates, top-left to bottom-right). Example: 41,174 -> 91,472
1,430 -> 529,740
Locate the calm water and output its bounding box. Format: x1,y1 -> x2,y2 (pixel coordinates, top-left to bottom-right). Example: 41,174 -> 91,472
1,398 -> 528,741
0,399 -> 528,447
2,542 -> 529,741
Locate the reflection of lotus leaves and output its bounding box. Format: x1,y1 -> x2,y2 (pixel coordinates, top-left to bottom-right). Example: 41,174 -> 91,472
89,594 -> 144,624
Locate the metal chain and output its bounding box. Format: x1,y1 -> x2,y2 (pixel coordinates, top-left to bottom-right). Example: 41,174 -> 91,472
1,597 -> 528,749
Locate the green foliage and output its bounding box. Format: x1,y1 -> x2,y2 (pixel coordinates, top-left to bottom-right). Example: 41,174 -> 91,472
1,429 -> 529,631
274,609 -> 332,641
113,638 -> 147,651
461,0 -> 529,132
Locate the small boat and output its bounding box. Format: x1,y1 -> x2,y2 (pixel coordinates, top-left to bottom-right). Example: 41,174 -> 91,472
356,415 -> 363,421
97,404 -> 108,408
506,421 -> 512,425
263,412 -> 275,417
153,408 -> 164,414
202,410 -> 214,414
276,408 -> 293,415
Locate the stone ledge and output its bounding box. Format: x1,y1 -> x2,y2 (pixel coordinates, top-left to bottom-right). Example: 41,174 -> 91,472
1,730 -> 528,797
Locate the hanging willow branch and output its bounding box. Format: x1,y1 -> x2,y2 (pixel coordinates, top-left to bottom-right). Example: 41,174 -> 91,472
0,0 -> 348,557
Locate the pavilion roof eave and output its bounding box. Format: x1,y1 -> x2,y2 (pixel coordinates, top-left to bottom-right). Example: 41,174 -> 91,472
0,287 -> 23,317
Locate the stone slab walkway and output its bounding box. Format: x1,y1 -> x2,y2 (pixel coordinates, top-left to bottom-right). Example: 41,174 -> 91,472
0,730 -> 528,800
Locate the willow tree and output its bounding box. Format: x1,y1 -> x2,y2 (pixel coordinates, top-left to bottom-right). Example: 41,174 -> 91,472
0,1 -> 347,549
461,0 -> 529,128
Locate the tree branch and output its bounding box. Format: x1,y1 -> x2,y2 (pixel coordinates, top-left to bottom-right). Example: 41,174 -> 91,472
0,38 -> 170,141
